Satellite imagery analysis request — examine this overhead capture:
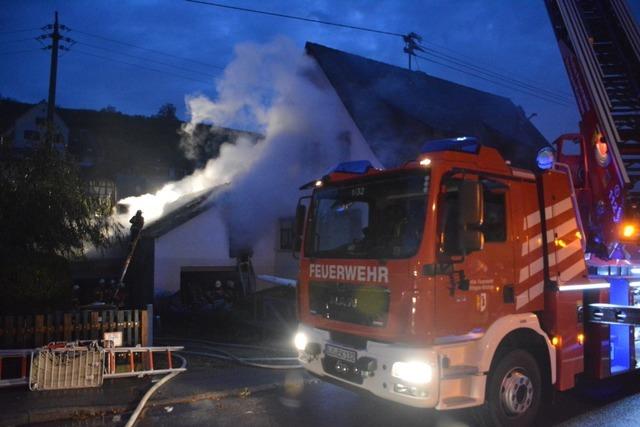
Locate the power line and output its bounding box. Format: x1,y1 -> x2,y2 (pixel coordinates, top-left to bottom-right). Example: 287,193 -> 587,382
184,0 -> 575,104
418,39 -> 574,99
0,48 -> 43,56
72,49 -> 212,85
0,28 -> 40,35
0,37 -> 38,45
75,41 -> 215,77
418,45 -> 573,104
185,0 -> 404,37
415,53 -> 573,107
69,28 -> 224,70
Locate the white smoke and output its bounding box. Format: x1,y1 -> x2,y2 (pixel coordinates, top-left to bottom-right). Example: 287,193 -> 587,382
114,136 -> 260,226
115,37 -> 359,248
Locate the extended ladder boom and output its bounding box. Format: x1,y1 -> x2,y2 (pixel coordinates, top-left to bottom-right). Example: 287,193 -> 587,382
546,0 -> 640,258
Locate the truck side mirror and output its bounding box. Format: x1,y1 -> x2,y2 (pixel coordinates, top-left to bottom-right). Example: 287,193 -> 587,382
458,180 -> 484,253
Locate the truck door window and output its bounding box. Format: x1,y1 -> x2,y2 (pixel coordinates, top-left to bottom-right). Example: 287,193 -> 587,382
482,180 -> 507,242
438,178 -> 462,256
439,177 -> 507,254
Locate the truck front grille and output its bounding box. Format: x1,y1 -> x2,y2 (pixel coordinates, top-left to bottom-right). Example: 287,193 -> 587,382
309,281 -> 390,328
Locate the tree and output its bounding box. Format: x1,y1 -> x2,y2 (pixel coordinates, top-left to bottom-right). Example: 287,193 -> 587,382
156,102 -> 177,120
0,144 -> 115,313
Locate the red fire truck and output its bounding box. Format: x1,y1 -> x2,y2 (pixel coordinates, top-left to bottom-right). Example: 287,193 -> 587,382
292,1 -> 640,425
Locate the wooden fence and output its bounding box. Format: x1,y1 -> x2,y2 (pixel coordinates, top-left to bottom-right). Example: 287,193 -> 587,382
0,308 -> 151,349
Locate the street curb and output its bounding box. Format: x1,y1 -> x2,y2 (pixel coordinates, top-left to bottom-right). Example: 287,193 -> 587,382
5,378 -> 320,426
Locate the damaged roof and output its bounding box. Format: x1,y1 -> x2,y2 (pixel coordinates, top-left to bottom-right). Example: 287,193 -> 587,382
306,42 -> 551,170
140,186 -> 226,238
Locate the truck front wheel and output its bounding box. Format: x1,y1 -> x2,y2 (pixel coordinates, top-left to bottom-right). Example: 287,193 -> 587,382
481,349 -> 542,427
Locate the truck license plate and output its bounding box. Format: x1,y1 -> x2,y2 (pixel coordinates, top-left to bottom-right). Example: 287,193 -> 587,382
325,344 -> 357,363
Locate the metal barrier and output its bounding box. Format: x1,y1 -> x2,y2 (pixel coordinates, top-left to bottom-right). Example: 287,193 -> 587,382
0,349 -> 32,387
1,341 -> 184,390
29,342 -> 104,391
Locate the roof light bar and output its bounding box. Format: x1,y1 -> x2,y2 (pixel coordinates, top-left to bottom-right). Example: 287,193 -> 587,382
332,160 -> 374,174
558,283 -> 610,292
420,136 -> 478,154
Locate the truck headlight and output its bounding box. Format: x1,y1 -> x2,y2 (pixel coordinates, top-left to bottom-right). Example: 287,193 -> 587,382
294,332 -> 308,351
391,361 -> 433,384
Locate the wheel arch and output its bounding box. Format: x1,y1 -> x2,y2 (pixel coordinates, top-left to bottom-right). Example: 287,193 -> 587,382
476,314 -> 556,387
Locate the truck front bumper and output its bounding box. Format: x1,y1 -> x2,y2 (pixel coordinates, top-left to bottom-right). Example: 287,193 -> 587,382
295,324 -> 440,408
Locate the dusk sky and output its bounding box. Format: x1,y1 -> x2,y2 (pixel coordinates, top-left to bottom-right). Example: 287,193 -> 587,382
2,1 -> 639,141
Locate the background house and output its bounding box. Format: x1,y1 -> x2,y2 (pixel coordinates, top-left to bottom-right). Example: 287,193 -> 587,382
0,101 -> 68,154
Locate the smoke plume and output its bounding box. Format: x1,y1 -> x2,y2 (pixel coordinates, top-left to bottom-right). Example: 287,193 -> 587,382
116,37 -> 360,249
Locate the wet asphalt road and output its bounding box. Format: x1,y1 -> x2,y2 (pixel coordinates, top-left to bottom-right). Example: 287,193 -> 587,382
133,370 -> 640,427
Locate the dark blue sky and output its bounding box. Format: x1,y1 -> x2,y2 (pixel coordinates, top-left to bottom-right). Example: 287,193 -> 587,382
1,1 -> 639,141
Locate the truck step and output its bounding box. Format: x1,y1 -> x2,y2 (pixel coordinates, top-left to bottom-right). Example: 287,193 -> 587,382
586,303 -> 640,326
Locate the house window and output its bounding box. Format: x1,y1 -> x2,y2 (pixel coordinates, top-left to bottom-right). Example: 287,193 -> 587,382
279,218 -> 294,251
23,130 -> 40,141
35,117 -> 45,127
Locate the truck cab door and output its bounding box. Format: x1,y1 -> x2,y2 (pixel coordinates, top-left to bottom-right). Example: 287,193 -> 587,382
433,174 -> 516,338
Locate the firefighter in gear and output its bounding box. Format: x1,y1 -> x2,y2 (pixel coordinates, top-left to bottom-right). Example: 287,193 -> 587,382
129,210 -> 144,241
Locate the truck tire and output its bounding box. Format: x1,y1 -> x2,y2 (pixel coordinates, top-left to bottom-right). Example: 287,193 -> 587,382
480,349 -> 542,427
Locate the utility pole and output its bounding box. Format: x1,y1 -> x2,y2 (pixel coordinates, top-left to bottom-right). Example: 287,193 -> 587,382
403,32 -> 424,71
37,11 -> 73,147
46,11 -> 60,131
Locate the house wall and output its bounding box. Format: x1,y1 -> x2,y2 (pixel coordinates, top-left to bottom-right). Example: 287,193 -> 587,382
153,206 -> 278,295
154,207 -> 230,295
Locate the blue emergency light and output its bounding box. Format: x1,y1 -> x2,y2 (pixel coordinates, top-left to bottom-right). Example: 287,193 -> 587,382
331,160 -> 374,174
420,136 -> 479,154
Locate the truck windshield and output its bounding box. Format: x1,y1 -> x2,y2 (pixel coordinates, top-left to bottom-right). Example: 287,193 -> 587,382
305,171 -> 429,259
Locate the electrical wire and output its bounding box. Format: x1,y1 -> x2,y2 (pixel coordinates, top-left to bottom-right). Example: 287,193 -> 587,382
417,44 -> 573,104
70,28 -> 224,70
72,48 -> 212,85
0,37 -> 38,45
0,28 -> 40,35
185,0 -> 404,37
415,53 -> 574,107
0,48 -> 43,56
185,0 -> 574,105
418,39 -> 575,99
75,41 -> 215,77
124,353 -> 187,427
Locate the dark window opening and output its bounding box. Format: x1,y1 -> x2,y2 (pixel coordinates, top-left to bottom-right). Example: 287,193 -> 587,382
279,218 -> 294,251
23,130 -> 40,141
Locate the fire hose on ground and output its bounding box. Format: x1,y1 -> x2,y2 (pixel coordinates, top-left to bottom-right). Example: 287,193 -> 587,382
158,337 -> 303,370
125,353 -> 187,427
125,338 -> 301,426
